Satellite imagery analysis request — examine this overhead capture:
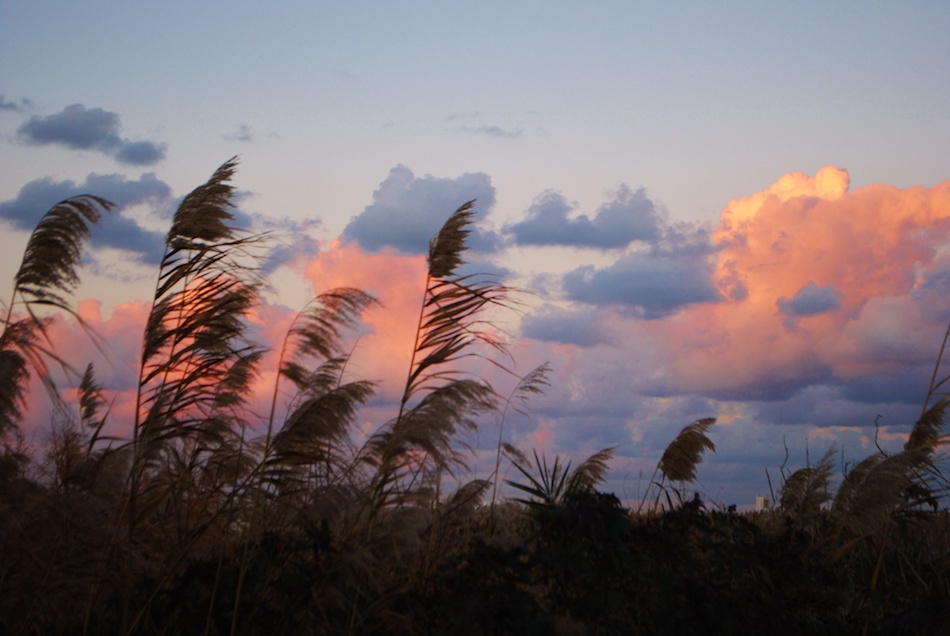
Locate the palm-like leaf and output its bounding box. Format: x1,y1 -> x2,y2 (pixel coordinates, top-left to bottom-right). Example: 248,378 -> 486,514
507,447 -> 615,513
508,451 -> 572,510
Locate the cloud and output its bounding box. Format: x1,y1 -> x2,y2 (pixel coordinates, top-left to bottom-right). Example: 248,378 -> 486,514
458,124 -> 522,139
114,140 -> 166,166
252,215 -> 324,274
639,167 -> 950,403
341,165 -> 500,255
0,95 -> 30,113
506,185 -> 663,248
16,103 -> 167,165
777,281 -> 842,326
563,249 -> 723,319
520,304 -> 613,347
300,240 -> 430,402
0,172 -> 173,264
223,125 -> 254,142
447,112 -> 523,139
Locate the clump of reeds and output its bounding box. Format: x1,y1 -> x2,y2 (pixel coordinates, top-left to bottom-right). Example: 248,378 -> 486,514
779,446 -> 835,530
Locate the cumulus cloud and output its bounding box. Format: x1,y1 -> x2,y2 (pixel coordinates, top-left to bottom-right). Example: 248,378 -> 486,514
342,165 -> 501,255
0,172 -> 173,264
640,167 -> 950,403
114,140 -> 166,166
506,185 -> 663,249
563,251 -> 723,319
521,304 -> 613,347
16,103 -> 167,165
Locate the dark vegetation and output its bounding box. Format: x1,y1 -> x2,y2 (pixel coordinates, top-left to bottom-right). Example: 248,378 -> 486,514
2,159 -> 950,634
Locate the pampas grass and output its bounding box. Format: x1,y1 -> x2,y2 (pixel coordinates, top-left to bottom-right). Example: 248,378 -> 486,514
658,417 -> 716,484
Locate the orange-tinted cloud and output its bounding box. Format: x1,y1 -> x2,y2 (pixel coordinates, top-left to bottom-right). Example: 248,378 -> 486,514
647,167 -> 950,399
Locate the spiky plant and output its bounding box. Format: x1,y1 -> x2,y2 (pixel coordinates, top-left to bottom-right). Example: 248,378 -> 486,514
0,195 -> 112,438
361,201 -> 516,511
507,447 -> 616,514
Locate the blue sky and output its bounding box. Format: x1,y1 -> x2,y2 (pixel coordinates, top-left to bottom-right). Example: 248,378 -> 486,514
3,1 -> 950,507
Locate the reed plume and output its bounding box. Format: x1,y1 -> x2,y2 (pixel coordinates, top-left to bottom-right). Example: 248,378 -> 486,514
779,446 -> 835,524
363,201 -> 515,509
658,417 -> 716,484
0,195 -> 112,437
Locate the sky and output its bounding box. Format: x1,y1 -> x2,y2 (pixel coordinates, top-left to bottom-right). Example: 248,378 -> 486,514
2,1 -> 950,507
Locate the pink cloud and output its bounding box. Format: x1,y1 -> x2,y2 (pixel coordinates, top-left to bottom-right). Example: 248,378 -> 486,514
300,241 -> 432,401
647,168 -> 950,398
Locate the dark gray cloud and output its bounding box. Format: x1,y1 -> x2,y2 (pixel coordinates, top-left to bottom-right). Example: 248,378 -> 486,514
521,304 -> 612,347
840,366 -> 931,405
705,361 -> 836,402
506,185 -> 663,249
563,251 -> 722,319
0,172 -> 173,265
753,383 -> 918,429
342,165 -> 500,255
0,95 -> 30,112
16,104 -> 166,166
777,282 -> 841,317
114,140 -> 166,166
455,257 -> 512,284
